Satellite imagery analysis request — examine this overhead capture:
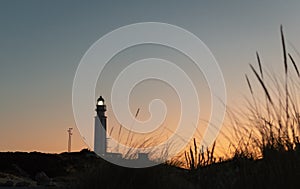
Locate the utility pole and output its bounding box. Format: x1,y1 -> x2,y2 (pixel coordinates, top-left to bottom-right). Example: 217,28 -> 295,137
67,128 -> 73,153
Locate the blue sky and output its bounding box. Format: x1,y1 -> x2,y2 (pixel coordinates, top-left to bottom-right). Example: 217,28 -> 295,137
1,0 -> 300,152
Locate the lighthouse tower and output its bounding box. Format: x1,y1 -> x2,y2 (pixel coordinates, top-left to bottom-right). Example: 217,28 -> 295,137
94,96 -> 107,155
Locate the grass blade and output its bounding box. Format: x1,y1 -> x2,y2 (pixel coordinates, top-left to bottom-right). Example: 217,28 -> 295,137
245,74 -> 253,95
256,52 -> 263,79
250,64 -> 273,105
288,53 -> 300,78
281,25 -> 288,75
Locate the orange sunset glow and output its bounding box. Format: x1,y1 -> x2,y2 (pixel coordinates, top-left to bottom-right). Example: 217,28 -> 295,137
1,1 -> 300,188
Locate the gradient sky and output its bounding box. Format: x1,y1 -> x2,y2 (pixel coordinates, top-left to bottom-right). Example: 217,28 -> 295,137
1,0 -> 300,153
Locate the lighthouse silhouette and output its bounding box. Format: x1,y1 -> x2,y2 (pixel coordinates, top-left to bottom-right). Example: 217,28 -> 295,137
93,95 -> 150,165
94,96 -> 107,155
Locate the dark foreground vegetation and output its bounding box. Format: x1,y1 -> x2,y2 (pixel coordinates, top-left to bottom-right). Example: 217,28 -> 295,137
0,149 -> 300,189
1,26 -> 300,189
